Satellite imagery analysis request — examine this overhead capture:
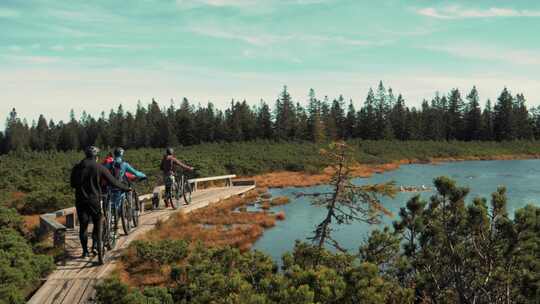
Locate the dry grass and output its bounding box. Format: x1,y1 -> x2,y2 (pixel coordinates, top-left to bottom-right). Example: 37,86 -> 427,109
144,189 -> 282,251
251,161 -> 405,188
270,196 -> 290,206
119,188 -> 293,287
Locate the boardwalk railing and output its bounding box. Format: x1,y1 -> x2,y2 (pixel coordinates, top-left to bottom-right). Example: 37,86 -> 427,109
39,175 -> 251,249
40,207 -> 77,248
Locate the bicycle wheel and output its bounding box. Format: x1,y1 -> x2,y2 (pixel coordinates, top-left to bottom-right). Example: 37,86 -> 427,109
97,214 -> 105,265
183,180 -> 192,205
132,190 -> 140,227
110,206 -> 118,249
120,196 -> 132,235
170,182 -> 178,210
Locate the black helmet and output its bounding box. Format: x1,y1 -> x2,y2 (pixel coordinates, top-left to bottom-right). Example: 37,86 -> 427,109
114,147 -> 125,158
85,146 -> 100,158
166,147 -> 174,155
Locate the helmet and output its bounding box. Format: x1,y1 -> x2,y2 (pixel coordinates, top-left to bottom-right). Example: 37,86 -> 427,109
166,147 -> 174,155
84,146 -> 100,158
114,147 -> 125,158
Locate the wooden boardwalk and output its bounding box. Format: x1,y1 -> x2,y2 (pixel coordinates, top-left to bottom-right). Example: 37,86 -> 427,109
28,185 -> 255,304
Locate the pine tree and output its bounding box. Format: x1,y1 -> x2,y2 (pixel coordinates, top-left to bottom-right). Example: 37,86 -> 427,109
5,108 -> 30,151
256,100 -> 273,139
481,100 -> 494,140
464,86 -> 482,140
344,100 -> 356,139
374,81 -> 388,139
134,101 -> 149,148
295,102 -> 309,140
322,96 -> 337,140
274,86 -> 297,139
30,114 -> 49,150
447,88 -> 465,140
493,88 -> 514,141
307,89 -> 325,143
359,88 -> 377,139
176,98 -> 195,145
331,95 -> 346,139
513,93 -> 533,139
391,94 -> 409,140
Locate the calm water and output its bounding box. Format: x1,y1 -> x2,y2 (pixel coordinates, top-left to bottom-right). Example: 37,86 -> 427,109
253,160 -> 540,261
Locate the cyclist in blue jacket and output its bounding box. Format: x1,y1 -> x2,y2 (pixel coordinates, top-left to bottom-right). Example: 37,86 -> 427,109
105,147 -> 147,220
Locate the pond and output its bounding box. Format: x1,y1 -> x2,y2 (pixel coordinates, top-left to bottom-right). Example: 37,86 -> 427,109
253,159 -> 540,261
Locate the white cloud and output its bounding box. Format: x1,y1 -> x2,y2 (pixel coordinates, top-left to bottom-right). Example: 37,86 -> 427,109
5,55 -> 60,64
176,0 -> 256,8
189,25 -> 278,46
8,45 -> 22,52
189,24 -> 379,47
176,0 -> 329,8
0,7 -> 19,18
426,45 -> 540,66
51,45 -> 65,51
74,43 -> 137,51
417,6 -> 540,19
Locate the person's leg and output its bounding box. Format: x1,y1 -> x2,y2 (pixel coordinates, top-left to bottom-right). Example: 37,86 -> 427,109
90,209 -> 102,257
77,207 -> 90,257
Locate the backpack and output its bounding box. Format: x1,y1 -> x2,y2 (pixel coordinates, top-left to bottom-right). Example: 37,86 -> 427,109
111,160 -> 125,181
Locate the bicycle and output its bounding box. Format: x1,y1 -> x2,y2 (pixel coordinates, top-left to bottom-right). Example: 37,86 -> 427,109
96,192 -> 119,265
164,171 -> 193,209
120,178 -> 145,234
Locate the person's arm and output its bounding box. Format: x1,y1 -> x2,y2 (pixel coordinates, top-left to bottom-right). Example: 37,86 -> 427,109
98,164 -> 130,191
126,172 -> 137,181
172,157 -> 194,171
70,163 -> 80,188
124,162 -> 147,179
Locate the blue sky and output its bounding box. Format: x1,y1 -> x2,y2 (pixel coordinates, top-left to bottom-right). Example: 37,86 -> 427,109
1,0 -> 540,122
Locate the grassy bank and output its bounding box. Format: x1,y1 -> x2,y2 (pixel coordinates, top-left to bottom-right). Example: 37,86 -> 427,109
2,140 -> 540,215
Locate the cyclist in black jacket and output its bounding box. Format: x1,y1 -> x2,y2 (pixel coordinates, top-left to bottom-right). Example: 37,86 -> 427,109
70,146 -> 131,258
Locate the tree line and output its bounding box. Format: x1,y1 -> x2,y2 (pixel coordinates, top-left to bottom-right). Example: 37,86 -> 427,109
2,82 -> 539,154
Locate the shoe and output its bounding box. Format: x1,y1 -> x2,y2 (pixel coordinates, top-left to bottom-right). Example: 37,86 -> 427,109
81,251 -> 90,258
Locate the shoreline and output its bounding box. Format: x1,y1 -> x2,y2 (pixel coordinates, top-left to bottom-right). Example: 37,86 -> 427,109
250,154 -> 540,188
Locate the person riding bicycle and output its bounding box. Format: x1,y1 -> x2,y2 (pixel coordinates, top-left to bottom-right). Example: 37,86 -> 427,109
104,147 -> 147,216
70,146 -> 131,258
160,147 -> 193,208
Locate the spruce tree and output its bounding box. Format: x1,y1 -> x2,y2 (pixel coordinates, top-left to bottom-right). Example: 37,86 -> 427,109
481,99 -> 494,140
307,89 -> 325,143
493,88 -> 514,141
464,86 -> 482,140
360,88 -> 377,139
274,86 -> 297,139
391,94 -> 408,140
344,100 -> 356,139
256,100 -> 273,139
447,88 -> 465,140
513,93 -> 533,139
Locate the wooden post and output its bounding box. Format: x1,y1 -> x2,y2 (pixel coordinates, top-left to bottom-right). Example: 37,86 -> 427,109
53,227 -> 66,248
65,213 -> 76,228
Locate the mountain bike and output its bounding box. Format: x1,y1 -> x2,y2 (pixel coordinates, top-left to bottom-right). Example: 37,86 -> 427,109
164,171 -> 193,209
174,171 -> 193,205
120,178 -> 144,234
97,192 -> 119,265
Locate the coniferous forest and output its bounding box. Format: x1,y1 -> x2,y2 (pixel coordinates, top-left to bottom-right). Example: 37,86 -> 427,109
2,83 -> 540,154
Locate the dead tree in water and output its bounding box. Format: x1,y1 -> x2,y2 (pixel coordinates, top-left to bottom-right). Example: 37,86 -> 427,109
305,141 -> 396,252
